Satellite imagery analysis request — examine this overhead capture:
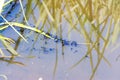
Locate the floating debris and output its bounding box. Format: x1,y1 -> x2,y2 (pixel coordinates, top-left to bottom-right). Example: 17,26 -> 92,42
43,33 -> 82,47
62,40 -> 70,46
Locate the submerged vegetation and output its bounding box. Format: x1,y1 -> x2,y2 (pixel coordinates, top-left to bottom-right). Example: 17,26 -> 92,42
0,0 -> 120,80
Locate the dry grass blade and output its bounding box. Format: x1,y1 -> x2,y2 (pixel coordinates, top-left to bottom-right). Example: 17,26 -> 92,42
0,58 -> 25,66
53,45 -> 58,79
0,14 -> 28,42
0,0 -> 5,14
3,0 -> 13,7
19,0 -> 29,25
1,22 -> 54,39
0,35 -> 19,56
42,0 -> 54,22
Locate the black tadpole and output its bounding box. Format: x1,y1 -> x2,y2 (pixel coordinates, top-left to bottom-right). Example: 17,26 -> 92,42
71,41 -> 78,47
42,32 -> 79,47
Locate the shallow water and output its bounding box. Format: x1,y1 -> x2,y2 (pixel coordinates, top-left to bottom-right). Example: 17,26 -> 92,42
0,27 -> 89,80
0,1 -> 120,80
0,25 -> 120,80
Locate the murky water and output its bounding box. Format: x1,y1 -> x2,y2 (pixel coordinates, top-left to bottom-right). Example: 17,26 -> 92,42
0,1 -> 120,80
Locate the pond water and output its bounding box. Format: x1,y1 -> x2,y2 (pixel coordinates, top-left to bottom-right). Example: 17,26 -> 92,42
0,1 -> 120,80
0,25 -> 89,80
